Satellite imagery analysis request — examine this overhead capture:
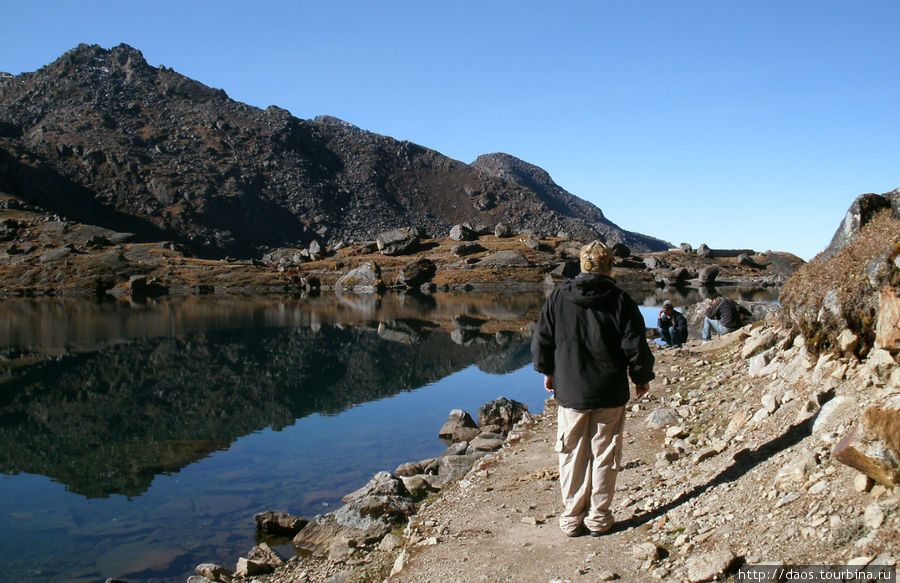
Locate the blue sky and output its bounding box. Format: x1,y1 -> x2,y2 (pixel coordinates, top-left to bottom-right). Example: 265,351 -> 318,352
1,1 -> 898,260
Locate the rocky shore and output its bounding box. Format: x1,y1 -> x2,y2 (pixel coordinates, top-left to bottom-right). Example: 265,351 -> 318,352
179,317 -> 898,583
0,192 -> 802,298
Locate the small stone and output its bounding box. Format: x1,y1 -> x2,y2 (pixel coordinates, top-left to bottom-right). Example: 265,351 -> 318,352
762,393 -> 780,414
632,542 -> 660,562
854,474 -> 875,492
390,549 -> 409,577
646,408 -> 682,429
864,503 -> 885,529
234,557 -> 274,577
685,547 -> 739,583
597,570 -> 620,581
195,563 -> 234,582
666,425 -> 688,438
378,533 -> 402,551
695,448 -> 718,463
808,480 -> 828,495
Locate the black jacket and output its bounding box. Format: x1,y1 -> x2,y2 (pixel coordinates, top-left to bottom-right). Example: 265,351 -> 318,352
531,273 -> 655,410
706,297 -> 742,329
657,310 -> 688,333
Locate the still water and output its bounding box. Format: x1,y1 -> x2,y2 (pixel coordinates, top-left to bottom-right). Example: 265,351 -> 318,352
0,286 -> 775,582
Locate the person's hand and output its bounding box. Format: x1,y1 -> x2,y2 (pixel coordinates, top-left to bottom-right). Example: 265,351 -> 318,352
544,375 -> 555,394
634,383 -> 650,399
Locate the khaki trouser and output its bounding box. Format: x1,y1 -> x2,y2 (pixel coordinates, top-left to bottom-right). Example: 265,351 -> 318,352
556,405 -> 626,535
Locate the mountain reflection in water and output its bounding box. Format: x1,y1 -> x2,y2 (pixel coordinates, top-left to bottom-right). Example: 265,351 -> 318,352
0,292 -> 546,499
0,285 -> 776,583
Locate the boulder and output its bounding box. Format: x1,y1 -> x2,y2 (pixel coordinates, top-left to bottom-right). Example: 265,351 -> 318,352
524,234 -> 543,250
680,243 -> 693,253
469,435 -> 505,452
737,253 -> 754,266
341,471 -> 409,505
449,224 -> 478,242
396,257 -> 436,288
195,563 -> 234,582
127,275 -> 169,297
833,406 -> 900,486
479,250 -> 531,267
643,256 -> 663,270
837,329 -> 860,356
822,192 -> 894,260
494,222 -> 514,238
646,408 -> 682,429
478,397 -> 530,435
696,244 -> 712,258
741,331 -> 777,359
394,460 -> 429,477
865,349 -> 897,380
437,453 -> 481,482
400,475 -> 431,500
376,227 -> 419,256
293,472 -> 416,556
549,261 -> 581,279
336,261 -> 383,293
451,242 -> 484,257
439,409 -> 480,443
876,288 -> 900,352
247,542 -> 284,569
748,348 -> 775,377
685,547 -> 740,582
234,557 -> 274,578
698,266 -> 719,286
253,511 -> 308,538
612,243 -> 630,257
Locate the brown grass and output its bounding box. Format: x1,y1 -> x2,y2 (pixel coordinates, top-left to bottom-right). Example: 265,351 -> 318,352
781,209 -> 899,354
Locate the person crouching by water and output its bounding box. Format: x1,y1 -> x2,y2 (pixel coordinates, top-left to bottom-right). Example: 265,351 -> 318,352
702,296 -> 742,341
657,300 -> 688,348
531,240 -> 654,537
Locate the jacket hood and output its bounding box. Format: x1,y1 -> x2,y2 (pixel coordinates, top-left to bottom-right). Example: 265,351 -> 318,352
561,272 -> 620,309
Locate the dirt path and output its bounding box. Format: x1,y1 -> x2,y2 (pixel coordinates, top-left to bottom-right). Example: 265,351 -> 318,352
387,335 -> 898,583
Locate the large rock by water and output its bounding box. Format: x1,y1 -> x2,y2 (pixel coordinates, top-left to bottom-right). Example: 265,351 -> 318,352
478,397 -> 530,435
376,228 -> 420,256
336,261 -> 383,293
292,472 -> 416,556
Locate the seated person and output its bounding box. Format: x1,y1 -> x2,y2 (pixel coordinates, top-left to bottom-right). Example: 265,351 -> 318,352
657,300 -> 688,347
702,297 -> 743,341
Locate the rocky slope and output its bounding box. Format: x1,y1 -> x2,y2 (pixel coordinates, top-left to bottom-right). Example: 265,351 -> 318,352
0,189 -> 800,297
0,43 -> 669,260
781,189 -> 899,355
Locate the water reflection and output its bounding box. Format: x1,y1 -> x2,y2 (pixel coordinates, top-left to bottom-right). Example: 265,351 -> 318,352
0,292 -> 544,499
0,285 -> 776,582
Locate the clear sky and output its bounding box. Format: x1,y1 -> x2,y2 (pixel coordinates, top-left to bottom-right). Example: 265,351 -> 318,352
1,1 -> 898,260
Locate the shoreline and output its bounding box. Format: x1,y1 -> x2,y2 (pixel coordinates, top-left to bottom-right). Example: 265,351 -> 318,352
191,318 -> 898,583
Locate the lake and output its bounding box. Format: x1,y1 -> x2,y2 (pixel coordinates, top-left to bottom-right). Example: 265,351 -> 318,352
0,285 -> 777,582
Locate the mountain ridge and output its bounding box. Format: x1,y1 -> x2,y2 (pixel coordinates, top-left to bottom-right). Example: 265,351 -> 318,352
0,43 -> 670,258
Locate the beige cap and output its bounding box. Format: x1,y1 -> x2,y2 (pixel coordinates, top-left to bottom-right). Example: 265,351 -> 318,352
580,240 -> 613,274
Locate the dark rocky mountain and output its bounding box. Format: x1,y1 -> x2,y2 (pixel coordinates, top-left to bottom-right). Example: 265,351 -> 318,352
0,43 -> 670,259
472,153 -> 669,252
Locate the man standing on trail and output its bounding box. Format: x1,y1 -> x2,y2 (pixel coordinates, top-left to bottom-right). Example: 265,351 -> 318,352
531,240 -> 654,537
